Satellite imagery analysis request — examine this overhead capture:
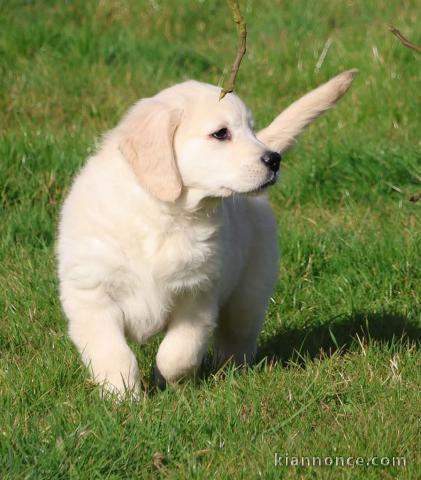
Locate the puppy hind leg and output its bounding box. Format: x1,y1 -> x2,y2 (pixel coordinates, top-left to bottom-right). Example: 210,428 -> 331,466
215,207 -> 279,369
214,299 -> 264,368
214,265 -> 278,369
64,295 -> 141,396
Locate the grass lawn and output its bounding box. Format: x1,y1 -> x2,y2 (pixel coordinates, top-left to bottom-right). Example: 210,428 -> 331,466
1,0 -> 420,478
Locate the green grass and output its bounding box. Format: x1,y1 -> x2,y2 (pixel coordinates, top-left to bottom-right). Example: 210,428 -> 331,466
1,0 -> 420,478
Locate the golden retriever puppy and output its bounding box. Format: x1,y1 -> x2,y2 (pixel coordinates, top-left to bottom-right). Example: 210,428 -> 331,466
57,70 -> 356,395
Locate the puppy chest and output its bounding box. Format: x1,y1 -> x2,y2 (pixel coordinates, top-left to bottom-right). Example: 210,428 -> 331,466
153,228 -> 221,291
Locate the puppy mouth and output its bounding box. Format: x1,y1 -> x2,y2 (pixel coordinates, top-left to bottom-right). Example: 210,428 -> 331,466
220,172 -> 279,196
248,172 -> 279,194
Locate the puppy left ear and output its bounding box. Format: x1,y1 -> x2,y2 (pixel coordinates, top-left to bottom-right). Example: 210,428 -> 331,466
257,69 -> 358,153
119,100 -> 183,202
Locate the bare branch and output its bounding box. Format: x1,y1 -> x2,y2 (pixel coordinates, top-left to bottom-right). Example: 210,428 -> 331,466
389,26 -> 421,53
409,192 -> 420,203
219,0 -> 247,100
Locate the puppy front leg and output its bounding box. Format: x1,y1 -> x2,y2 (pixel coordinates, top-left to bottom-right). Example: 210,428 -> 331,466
65,295 -> 140,396
155,291 -> 217,385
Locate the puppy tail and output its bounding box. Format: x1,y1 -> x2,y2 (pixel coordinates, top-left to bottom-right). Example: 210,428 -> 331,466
257,69 -> 358,153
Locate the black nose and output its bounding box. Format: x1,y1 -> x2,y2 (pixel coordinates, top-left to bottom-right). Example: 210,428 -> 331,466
261,151 -> 281,172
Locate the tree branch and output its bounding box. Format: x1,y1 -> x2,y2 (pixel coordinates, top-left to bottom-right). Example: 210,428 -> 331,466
219,0 -> 247,100
389,26 -> 421,53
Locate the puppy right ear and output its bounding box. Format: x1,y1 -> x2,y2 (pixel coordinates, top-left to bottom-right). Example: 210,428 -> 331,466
119,100 -> 183,202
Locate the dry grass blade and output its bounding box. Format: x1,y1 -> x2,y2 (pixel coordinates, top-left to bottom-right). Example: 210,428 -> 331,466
219,0 -> 247,100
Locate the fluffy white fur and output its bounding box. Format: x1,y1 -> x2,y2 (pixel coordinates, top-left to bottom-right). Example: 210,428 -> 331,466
57,70 -> 356,395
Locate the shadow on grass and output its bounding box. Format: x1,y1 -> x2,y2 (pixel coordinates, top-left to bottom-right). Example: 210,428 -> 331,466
149,311 -> 420,393
258,311 -> 421,365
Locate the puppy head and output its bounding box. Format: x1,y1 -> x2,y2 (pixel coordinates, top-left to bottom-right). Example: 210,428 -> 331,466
118,71 -> 356,203
173,82 -> 280,199
118,81 -> 279,202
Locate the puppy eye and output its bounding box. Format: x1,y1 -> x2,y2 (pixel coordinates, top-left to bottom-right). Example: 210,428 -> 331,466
211,127 -> 231,141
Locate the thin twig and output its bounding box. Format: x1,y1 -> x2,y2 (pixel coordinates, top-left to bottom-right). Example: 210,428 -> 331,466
219,0 -> 247,100
389,26 -> 421,53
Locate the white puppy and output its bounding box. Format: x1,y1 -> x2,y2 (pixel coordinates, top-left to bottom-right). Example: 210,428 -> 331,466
57,70 -> 356,395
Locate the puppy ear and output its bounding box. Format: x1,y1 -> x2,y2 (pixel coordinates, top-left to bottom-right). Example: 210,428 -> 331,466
257,69 -> 358,153
119,100 -> 183,202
